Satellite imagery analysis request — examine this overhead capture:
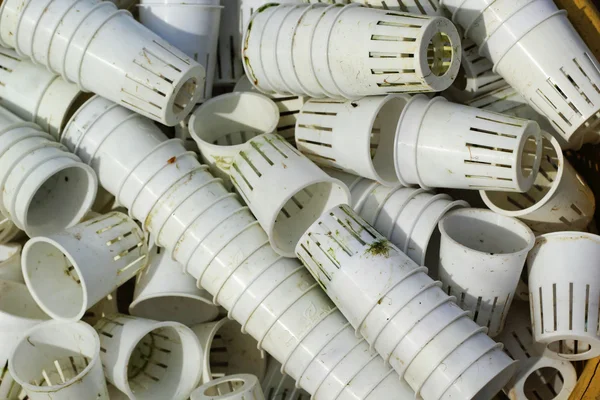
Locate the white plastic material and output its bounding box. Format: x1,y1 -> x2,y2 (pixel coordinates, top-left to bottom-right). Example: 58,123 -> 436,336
296,204 -> 517,400
394,94 -> 543,191
440,0 -> 600,148
498,301 -> 577,400
230,133 -> 350,257
0,107 -> 97,237
22,211 -> 148,321
467,85 -> 569,149
83,292 -> 118,327
351,0 -> 443,14
8,320 -> 108,400
188,92 -> 280,182
261,358 -> 310,400
0,47 -> 89,139
130,246 -> 219,326
242,4 -> 462,98
95,314 -> 203,400
192,319 -> 265,383
191,374 -> 265,400
0,0 -> 205,126
234,75 -> 306,144
138,1 -> 222,101
0,243 -> 22,283
444,39 -> 505,103
481,131 -> 595,234
0,280 -> 49,400
295,96 -> 410,185
438,208 -> 535,337
334,171 -> 469,267
527,232 -> 600,361
0,217 -> 21,245
61,99 -> 420,400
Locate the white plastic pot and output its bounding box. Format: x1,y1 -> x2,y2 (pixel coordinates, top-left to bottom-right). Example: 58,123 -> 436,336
0,243 -> 22,283
138,1 -> 222,101
94,314 -> 203,400
438,208 -> 535,337
188,92 -> 280,182
261,358 -> 310,400
130,246 -> 219,326
295,95 -> 410,186
8,320 -> 108,400
466,85 -> 567,148
296,204 -> 517,400
191,319 -> 266,383
62,98 -> 419,400
230,133 -> 350,257
0,47 -> 89,139
0,0 -> 205,126
191,374 -> 265,400
214,0 -> 243,85
242,4 -> 461,98
394,94 -> 543,191
61,96 -> 197,224
22,211 -> 149,321
444,39 -> 505,103
0,280 -> 49,400
498,301 -> 577,400
351,0 -> 443,14
481,131 -> 595,234
234,75 -> 306,144
527,232 -> 600,361
440,0 -> 600,149
0,108 -> 97,237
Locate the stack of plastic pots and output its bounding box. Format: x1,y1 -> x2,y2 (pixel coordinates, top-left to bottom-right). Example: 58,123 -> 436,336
295,95 -> 410,186
234,75 -> 306,144
229,133 -> 350,256
242,4 -> 461,98
497,301 -> 577,399
443,39 -> 506,103
191,319 -> 266,383
0,47 -> 89,139
9,320 -> 108,399
61,97 -> 417,400
188,92 -> 280,183
0,280 -> 49,400
297,204 -> 517,400
94,314 -> 203,399
138,0 -> 223,101
481,131 -> 595,234
527,231 -> 600,361
395,94 -> 543,191
191,374 -> 265,400
439,0 -> 600,149
129,246 -> 220,325
21,211 -> 149,321
438,209 -> 535,336
0,107 -> 97,237
467,85 -> 569,149
327,168 -> 468,269
0,0 -> 205,126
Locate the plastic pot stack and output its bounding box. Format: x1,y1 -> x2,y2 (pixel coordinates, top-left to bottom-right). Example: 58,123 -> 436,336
242,4 -> 461,98
440,0 -> 600,149
0,0 -> 205,125
61,97 -> 416,400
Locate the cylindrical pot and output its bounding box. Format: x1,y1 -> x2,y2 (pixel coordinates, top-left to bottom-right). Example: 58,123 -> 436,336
94,314 -> 203,399
22,211 -> 149,321
438,208 -> 535,336
8,320 -> 108,400
527,232 -> 600,360
191,374 -> 265,400
394,94 -> 543,191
